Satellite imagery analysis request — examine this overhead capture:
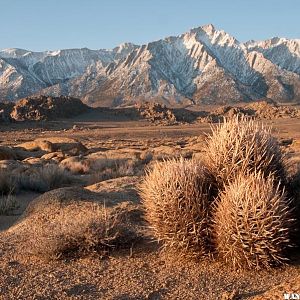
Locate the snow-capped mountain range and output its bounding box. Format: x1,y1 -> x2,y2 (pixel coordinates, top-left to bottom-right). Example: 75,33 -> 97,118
1,24 -> 300,106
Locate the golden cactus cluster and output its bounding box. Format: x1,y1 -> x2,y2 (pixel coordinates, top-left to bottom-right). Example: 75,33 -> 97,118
139,116 -> 296,269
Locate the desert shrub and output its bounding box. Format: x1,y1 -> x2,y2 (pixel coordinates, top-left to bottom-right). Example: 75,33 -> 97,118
204,115 -> 286,188
20,202 -> 139,260
213,172 -> 294,269
60,157 -> 91,174
139,150 -> 153,164
89,158 -> 143,184
0,193 -> 18,215
88,168 -> 118,184
18,164 -> 73,192
0,169 -> 18,194
139,158 -> 216,258
39,164 -> 73,189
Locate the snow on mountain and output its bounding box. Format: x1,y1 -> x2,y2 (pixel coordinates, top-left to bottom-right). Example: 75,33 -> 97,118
245,37 -> 300,75
0,44 -> 138,101
1,25 -> 300,105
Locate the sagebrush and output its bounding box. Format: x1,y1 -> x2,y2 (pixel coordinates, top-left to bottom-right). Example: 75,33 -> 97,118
17,164 -> 73,192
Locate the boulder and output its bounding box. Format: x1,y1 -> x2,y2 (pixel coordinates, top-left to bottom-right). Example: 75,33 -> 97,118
8,186 -> 143,260
41,151 -> 66,162
85,176 -> 141,204
17,140 -> 55,152
17,137 -> 87,155
22,157 -> 48,166
136,102 -> 177,125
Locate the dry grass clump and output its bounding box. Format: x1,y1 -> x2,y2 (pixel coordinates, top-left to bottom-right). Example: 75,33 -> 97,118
204,116 -> 286,188
0,194 -> 17,215
213,172 -> 294,269
139,158 -> 216,258
1,164 -> 73,194
38,164 -> 73,189
20,202 -> 138,260
18,164 -> 73,192
89,158 -> 144,184
60,157 -> 91,174
0,169 -> 18,214
0,169 -> 17,194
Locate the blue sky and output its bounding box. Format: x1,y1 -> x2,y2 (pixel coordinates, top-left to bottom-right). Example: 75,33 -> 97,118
0,0 -> 299,51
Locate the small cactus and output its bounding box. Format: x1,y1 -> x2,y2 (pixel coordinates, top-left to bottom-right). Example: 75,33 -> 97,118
213,172 -> 294,269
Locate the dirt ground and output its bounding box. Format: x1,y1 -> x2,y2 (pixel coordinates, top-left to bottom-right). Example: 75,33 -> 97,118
0,108 -> 300,299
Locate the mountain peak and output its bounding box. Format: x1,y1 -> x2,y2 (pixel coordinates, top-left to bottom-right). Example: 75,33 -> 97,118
0,48 -> 29,58
189,23 -> 216,36
1,25 -> 300,105
201,23 -> 216,33
113,42 -> 138,53
187,24 -> 239,47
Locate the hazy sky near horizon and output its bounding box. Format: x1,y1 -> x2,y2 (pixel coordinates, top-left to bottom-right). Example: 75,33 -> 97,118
0,0 -> 299,51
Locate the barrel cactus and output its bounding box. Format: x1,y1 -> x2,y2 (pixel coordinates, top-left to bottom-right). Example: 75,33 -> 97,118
204,116 -> 286,188
139,158 -> 216,257
213,172 -> 294,269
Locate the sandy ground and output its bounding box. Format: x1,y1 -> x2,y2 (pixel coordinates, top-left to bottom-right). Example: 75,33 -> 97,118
0,192 -> 40,232
1,109 -> 300,299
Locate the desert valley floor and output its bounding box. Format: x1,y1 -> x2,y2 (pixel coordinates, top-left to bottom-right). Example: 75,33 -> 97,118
1,107 -> 300,300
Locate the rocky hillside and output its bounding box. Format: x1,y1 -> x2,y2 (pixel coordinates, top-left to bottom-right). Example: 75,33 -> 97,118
0,44 -> 137,102
1,24 -> 300,106
2,96 -> 89,121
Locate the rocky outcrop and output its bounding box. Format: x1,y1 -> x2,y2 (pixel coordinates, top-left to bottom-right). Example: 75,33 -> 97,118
0,102 -> 13,123
137,102 -> 177,125
17,137 -> 87,155
197,100 -> 300,123
10,96 -> 89,121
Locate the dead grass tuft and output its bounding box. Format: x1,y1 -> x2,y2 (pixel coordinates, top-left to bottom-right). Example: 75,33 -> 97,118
0,193 -> 18,215
19,201 -> 139,260
1,164 -> 73,194
17,164 -> 73,192
0,169 -> 18,194
139,158 -> 216,258
213,172 -> 294,270
89,158 -> 144,184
